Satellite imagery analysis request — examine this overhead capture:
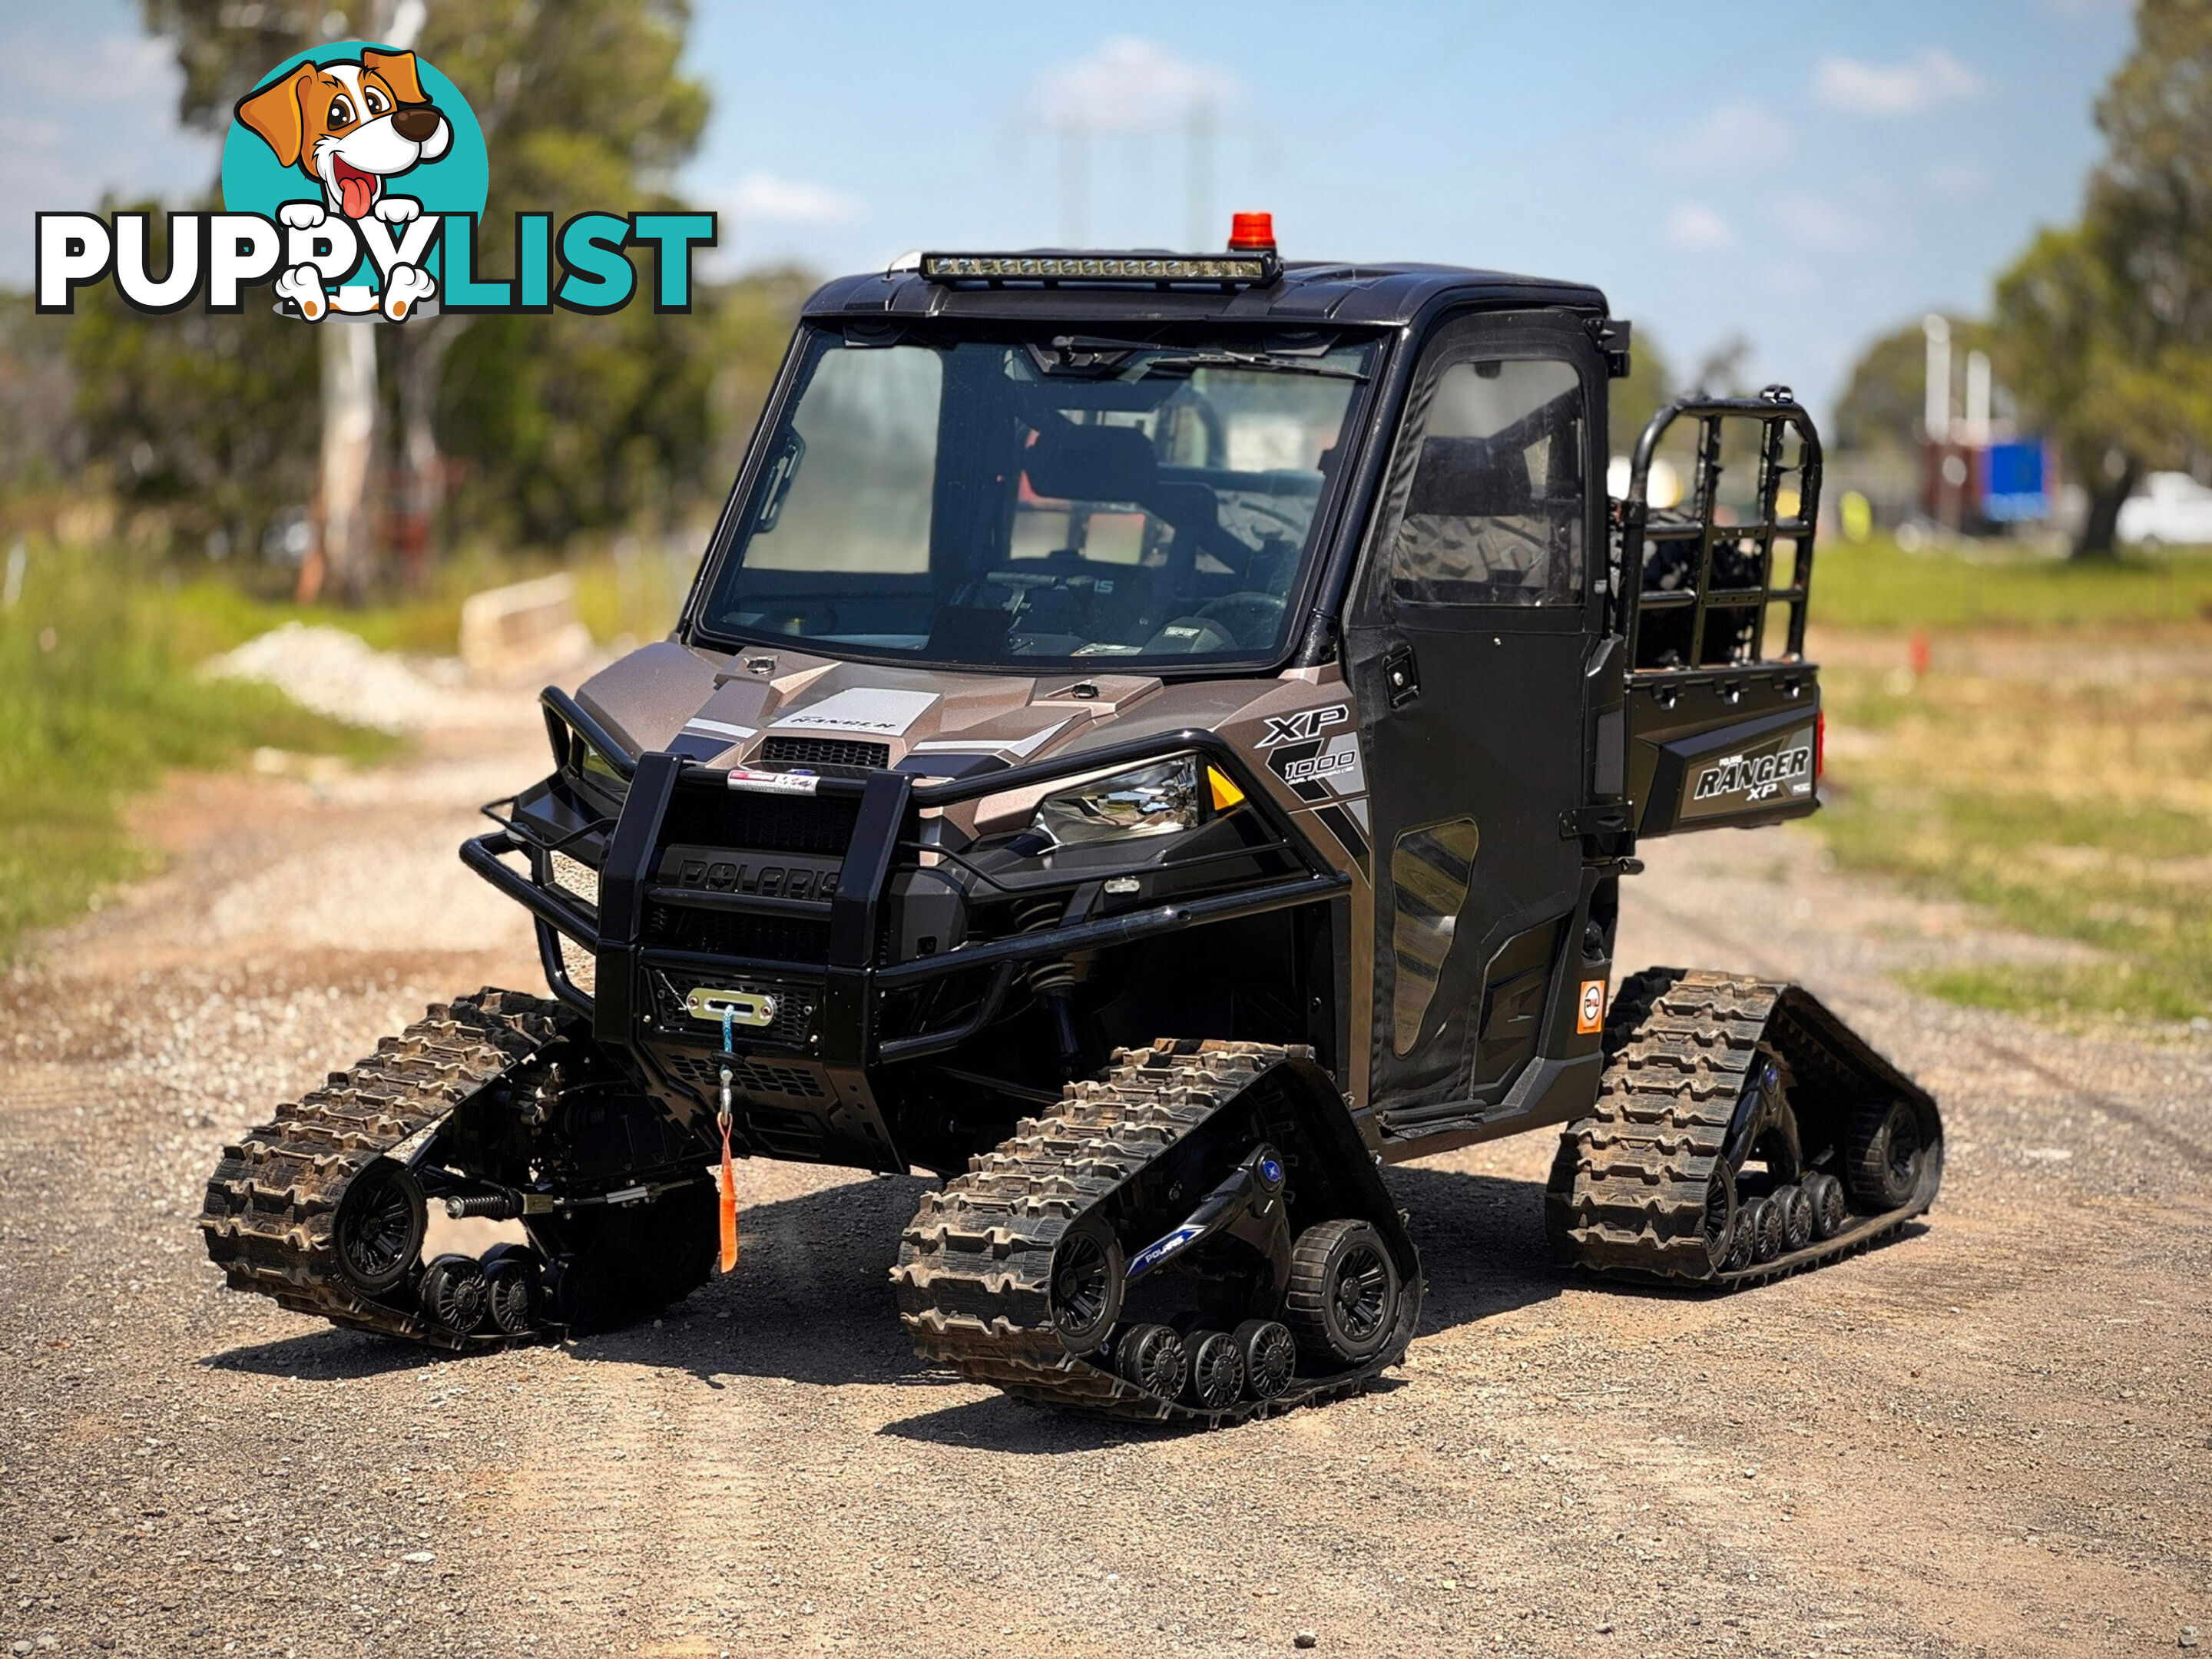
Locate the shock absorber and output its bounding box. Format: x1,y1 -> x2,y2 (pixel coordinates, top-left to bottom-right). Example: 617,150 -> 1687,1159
1015,895 -> 1084,1077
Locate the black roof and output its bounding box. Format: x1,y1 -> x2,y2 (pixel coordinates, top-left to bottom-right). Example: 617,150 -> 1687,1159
801,258 -> 1611,331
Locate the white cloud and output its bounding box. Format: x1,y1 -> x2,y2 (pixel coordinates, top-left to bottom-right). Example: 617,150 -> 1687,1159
727,171 -> 861,227
1924,159 -> 1986,197
1813,48 -> 1983,116
1037,37 -> 1240,133
1664,203 -> 1737,252
1775,194 -> 1882,253
1651,103 -> 1794,174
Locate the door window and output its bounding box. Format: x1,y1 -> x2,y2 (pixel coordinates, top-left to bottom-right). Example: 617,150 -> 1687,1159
1387,358 -> 1584,606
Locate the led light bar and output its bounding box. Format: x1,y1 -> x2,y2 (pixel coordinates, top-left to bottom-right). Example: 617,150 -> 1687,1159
919,251 -> 1280,286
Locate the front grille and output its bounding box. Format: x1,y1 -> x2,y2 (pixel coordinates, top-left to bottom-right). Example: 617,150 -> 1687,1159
660,1048 -> 829,1103
649,971 -> 819,1047
759,735 -> 890,772
659,785 -> 861,857
644,902 -> 832,964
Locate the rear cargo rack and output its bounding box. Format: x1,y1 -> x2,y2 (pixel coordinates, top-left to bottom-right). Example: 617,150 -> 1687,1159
1618,389 -> 1821,673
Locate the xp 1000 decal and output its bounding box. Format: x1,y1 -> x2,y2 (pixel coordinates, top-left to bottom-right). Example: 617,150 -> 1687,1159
1259,703 -> 1371,867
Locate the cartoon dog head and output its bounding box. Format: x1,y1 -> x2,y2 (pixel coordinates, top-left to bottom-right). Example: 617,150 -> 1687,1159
235,50 -> 452,220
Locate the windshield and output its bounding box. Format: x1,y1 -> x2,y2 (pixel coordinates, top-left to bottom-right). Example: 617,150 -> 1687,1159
694,329 -> 1375,669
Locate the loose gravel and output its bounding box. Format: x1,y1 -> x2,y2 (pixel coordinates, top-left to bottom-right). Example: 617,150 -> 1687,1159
205,624 -> 532,734
2,697 -> 2207,1659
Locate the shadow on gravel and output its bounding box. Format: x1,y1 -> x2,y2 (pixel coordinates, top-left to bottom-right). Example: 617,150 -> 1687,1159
878,1167 -> 1567,1449
1383,1166 -> 1568,1335
202,1328 -> 456,1379
200,1164 -> 1588,1406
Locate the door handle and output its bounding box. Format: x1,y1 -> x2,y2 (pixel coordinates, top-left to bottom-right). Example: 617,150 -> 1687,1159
1382,644 -> 1421,707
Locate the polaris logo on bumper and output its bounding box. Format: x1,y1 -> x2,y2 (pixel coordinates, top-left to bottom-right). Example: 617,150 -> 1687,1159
660,845 -> 841,901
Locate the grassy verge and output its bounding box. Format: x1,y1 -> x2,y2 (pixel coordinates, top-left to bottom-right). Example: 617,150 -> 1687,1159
1811,533 -> 2212,631
1813,652 -> 2212,1025
0,545 -> 396,961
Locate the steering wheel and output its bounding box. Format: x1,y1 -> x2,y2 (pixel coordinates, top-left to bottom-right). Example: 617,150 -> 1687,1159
1195,591 -> 1289,649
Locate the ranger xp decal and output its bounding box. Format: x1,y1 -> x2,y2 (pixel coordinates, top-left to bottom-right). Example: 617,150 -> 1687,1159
1681,726 -> 1816,822
1694,743 -> 1813,803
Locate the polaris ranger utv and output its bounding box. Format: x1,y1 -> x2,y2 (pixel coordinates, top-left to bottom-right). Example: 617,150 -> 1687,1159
201,221 -> 1942,1424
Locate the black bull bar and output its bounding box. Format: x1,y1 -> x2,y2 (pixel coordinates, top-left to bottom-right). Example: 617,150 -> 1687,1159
461,717 -> 1349,1075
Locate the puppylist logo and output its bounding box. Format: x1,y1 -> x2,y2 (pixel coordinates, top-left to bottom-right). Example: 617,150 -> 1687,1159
35,42 -> 714,322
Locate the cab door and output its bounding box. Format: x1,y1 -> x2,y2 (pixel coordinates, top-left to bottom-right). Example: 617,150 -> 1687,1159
1344,310 -> 1604,1121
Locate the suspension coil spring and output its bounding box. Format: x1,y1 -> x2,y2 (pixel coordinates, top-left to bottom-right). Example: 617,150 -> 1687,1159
444,1189 -> 523,1220
1014,896 -> 1077,995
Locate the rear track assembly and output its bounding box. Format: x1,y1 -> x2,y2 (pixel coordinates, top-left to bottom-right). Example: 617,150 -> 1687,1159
1545,968 -> 1942,1288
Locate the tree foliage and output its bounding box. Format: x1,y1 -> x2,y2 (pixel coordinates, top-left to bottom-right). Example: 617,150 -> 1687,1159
1991,0 -> 2212,556
64,206 -> 320,555
1832,314 -> 1991,455
72,0 -> 767,566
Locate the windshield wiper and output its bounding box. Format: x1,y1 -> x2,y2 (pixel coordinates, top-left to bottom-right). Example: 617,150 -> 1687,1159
1137,350 -> 1367,382
1031,336 -> 1366,382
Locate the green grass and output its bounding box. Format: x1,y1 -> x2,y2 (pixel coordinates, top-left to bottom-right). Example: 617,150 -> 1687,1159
1813,534 -> 2212,631
0,545 -> 396,960
1899,962 -> 2204,1024
1813,662 -> 2212,1025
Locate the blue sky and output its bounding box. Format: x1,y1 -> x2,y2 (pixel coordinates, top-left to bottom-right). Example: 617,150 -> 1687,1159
5,0 -> 2137,418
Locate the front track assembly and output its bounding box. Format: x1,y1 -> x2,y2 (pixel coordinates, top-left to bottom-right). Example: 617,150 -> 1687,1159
198,988 -> 717,1350
198,990 -> 568,1350
894,1041 -> 1425,1426
1545,968 -> 1943,1288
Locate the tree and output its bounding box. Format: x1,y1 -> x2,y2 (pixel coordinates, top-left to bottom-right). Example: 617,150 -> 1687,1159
65,204 -> 320,561
1988,0 -> 2212,558
1832,314 -> 1992,455
1992,227 -> 2190,557
1608,329 -> 1674,455
132,0 -> 718,581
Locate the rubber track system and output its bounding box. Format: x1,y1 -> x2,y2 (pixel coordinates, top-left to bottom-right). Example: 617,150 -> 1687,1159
199,989 -> 565,1350
1547,967 -> 1938,1288
894,1040 -> 1422,1427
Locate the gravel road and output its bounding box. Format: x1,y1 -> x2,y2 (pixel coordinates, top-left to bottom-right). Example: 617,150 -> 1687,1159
2,699 -> 2207,1659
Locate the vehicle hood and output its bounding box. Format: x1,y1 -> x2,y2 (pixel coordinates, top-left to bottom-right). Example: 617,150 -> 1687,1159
570,639 -> 1306,775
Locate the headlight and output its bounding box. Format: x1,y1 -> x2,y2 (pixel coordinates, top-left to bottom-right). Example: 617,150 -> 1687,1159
1022,754 -> 1245,851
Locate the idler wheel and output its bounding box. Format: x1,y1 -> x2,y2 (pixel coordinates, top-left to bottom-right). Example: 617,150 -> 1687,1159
1184,1329 -> 1244,1410
1745,1197 -> 1783,1264
1286,1218 -> 1400,1365
1846,1100 -> 1929,1210
1773,1184 -> 1815,1253
1113,1323 -> 1187,1399
482,1244 -> 541,1336
1802,1171 -> 1850,1238
1699,1161 -> 1739,1274
419,1253 -> 489,1333
542,1251 -> 611,1334
1048,1215 -> 1124,1356
1233,1319 -> 1297,1400
333,1161 -> 426,1297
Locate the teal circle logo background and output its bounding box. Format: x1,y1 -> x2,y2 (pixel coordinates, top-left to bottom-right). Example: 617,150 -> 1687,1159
220,42 -> 488,286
